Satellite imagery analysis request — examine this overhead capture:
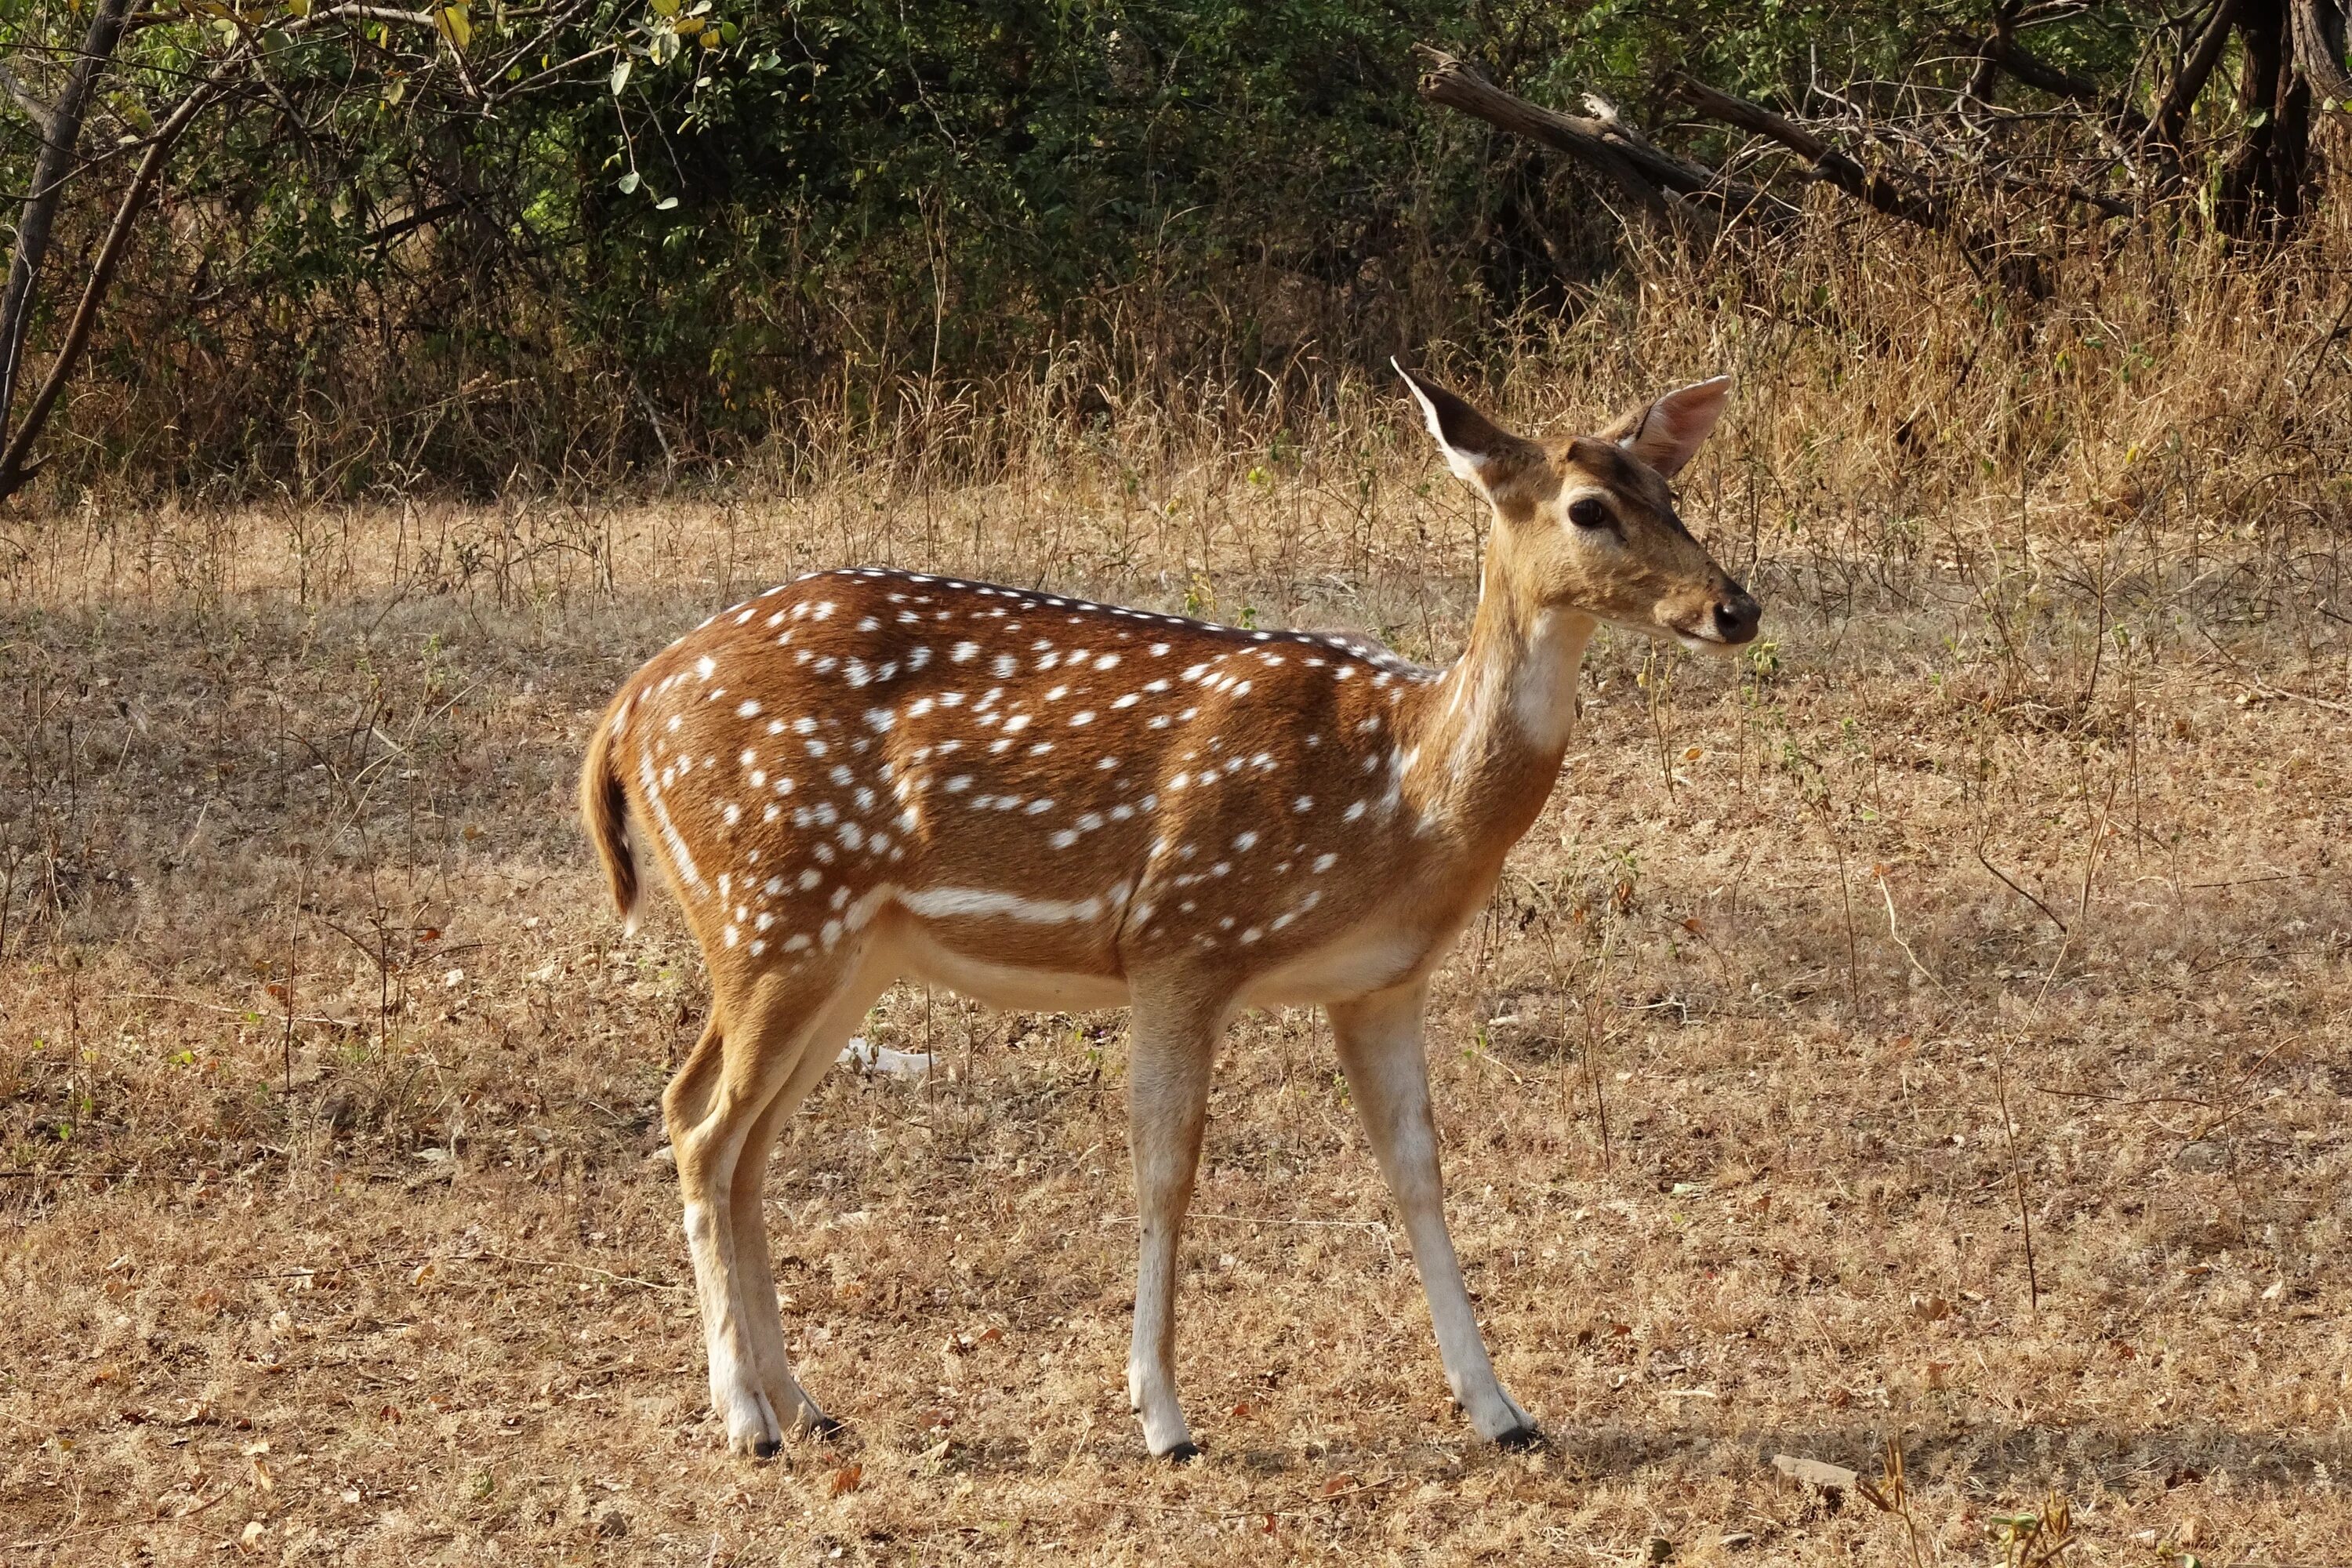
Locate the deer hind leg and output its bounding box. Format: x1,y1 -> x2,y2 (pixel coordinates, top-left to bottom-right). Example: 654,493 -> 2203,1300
723,960 -> 887,1442
1327,981 -> 1539,1446
666,952 -> 880,1457
1123,978 -> 1229,1460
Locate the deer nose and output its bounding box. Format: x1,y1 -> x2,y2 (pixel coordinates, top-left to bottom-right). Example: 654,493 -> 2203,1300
1711,590 -> 1762,645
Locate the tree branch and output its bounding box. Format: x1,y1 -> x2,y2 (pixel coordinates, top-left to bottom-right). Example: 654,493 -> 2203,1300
0,0 -> 136,433
1674,75 -> 1951,233
2151,0 -> 2246,147
364,198 -> 468,249
1413,45 -> 1795,230
0,71 -> 231,503
0,58 -> 56,126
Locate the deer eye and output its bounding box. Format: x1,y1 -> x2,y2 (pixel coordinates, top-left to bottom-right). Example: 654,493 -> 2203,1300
1566,496 -> 1614,531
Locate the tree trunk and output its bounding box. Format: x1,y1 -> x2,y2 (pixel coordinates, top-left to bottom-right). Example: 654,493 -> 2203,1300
0,0 -> 136,430
2220,0 -> 2315,234
2288,0 -> 2352,121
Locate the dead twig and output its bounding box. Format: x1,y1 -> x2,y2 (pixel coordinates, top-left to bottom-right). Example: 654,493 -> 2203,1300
1974,840 -> 2070,933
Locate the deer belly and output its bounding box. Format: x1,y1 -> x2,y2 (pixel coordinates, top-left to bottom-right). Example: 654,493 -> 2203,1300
887,908 -> 1132,1011
1241,920 -> 1440,1007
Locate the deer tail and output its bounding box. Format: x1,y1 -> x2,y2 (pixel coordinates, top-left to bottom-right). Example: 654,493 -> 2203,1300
579,696 -> 641,933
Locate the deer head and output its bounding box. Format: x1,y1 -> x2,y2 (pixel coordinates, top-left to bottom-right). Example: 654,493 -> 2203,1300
1395,361 -> 1762,652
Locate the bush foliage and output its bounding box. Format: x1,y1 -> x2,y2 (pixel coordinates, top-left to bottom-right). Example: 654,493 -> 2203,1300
0,0 -> 2324,492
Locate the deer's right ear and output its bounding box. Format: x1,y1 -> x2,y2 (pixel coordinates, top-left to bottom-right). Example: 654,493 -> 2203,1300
1395,359 -> 1537,495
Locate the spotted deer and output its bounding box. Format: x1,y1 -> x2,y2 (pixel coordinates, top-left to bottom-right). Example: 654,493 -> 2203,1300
579,365 -> 1760,1460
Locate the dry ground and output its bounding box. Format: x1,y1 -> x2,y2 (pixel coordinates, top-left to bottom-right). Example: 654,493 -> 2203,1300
2,465 -> 2347,1565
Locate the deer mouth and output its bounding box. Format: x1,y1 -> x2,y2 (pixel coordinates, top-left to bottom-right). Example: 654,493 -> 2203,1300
1670,626 -> 1743,654
1664,592 -> 1762,650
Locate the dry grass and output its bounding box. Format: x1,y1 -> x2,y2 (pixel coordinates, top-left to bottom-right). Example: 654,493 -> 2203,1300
3,245 -> 2350,1564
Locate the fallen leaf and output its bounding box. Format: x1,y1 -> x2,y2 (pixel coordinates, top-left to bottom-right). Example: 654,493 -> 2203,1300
829,1465 -> 863,1497
1320,1473 -> 1358,1497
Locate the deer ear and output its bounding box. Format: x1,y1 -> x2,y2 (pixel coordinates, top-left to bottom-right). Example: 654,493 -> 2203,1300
1604,375 -> 1732,479
1394,359 -> 1537,495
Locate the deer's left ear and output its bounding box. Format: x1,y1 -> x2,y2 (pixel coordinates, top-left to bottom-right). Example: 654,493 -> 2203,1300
1604,375 -> 1732,479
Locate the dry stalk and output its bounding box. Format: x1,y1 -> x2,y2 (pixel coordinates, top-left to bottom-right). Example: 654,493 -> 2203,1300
1854,1435 -> 1933,1568
1993,1048 -> 2041,1319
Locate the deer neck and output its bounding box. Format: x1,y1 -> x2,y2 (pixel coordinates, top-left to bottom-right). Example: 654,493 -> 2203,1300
1405,549 -> 1593,852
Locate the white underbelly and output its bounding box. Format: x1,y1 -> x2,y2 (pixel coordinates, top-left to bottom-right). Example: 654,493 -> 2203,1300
1241,923 -> 1438,1007
885,924 -> 1132,1012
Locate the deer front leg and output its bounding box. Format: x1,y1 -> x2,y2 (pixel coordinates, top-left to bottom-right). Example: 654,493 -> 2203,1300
1123,982 -> 1227,1460
1328,981 -> 1539,1446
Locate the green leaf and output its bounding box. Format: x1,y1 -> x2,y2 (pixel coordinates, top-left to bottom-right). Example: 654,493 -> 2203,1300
610,56 -> 631,94
617,170 -> 640,193
655,195 -> 679,210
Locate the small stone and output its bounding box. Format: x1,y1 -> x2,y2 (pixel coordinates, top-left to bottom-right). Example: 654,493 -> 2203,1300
594,1504 -> 629,1537
2173,1140 -> 2229,1173
1646,1537 -> 1675,1563
1770,1453 -> 1857,1493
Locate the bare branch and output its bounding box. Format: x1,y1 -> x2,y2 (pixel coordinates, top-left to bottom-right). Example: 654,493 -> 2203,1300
2151,0 -> 2246,147
0,59 -> 238,502
1674,75 -> 1951,233
0,59 -> 56,126
0,0 -> 136,433
1413,45 -> 1795,230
